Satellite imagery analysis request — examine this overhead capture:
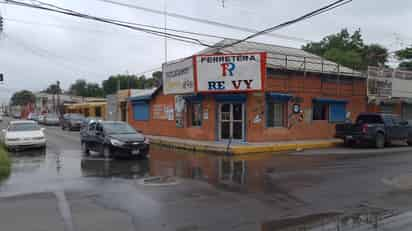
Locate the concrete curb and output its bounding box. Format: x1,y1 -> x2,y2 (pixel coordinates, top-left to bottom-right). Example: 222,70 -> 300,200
148,137 -> 343,155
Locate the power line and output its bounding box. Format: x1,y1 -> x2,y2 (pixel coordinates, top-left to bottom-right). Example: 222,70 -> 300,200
218,0 -> 353,49
94,0 -> 312,43
1,0 -> 214,47
4,17 -> 227,41
3,0 -> 353,51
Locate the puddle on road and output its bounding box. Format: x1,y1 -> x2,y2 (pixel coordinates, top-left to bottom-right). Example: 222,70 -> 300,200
261,208 -> 404,231
0,144 -> 391,197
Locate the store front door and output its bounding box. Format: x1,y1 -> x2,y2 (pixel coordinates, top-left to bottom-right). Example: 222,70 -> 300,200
218,103 -> 245,141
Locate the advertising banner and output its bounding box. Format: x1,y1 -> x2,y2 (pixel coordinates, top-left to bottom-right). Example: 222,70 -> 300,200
163,57 -> 195,95
368,66 -> 412,98
194,52 -> 266,93
367,66 -> 393,97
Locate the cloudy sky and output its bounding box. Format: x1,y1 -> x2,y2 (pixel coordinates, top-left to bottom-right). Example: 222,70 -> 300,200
0,0 -> 411,103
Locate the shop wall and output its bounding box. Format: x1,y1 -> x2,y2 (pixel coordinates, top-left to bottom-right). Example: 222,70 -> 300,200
367,102 -> 402,115
246,73 -> 367,142
128,91 -> 216,141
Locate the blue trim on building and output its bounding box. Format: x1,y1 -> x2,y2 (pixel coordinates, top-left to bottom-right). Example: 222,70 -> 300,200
130,95 -> 153,102
183,95 -> 204,102
266,92 -> 292,102
313,98 -> 347,104
214,94 -> 247,103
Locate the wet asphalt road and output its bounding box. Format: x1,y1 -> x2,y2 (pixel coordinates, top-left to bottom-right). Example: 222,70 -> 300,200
4,118 -> 412,230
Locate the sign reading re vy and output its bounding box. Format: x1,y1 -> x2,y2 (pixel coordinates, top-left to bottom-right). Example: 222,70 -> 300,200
194,52 -> 266,93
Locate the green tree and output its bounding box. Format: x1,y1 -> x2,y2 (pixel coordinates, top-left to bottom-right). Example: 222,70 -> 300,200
42,83 -> 62,94
10,90 -> 36,106
69,79 -> 104,97
102,75 -> 145,95
302,29 -> 388,70
396,47 -> 412,70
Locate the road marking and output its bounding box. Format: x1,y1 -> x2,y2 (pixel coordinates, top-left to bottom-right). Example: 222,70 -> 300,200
54,190 -> 76,231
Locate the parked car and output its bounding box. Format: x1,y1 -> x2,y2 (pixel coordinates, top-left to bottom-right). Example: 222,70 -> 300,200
1,120 -> 46,151
80,121 -> 149,159
38,114 -> 46,124
27,113 -> 39,121
336,113 -> 412,148
81,117 -> 103,131
61,113 -> 85,131
44,113 -> 60,126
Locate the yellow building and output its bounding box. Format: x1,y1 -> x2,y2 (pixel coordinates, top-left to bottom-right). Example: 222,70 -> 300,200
64,102 -> 107,119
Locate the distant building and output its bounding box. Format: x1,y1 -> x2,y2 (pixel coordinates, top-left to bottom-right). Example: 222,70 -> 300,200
35,93 -> 105,115
106,89 -> 157,122
367,66 -> 412,122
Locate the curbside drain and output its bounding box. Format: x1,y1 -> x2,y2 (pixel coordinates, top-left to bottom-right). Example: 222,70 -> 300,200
137,176 -> 180,186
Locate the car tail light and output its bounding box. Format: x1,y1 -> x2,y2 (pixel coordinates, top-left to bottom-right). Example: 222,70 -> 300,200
362,124 -> 368,134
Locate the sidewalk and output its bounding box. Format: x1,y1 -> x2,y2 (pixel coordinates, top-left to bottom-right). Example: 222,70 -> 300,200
146,135 -> 343,155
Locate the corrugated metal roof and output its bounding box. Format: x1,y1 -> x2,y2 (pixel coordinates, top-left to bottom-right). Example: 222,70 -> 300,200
129,88 -> 158,101
198,39 -> 364,78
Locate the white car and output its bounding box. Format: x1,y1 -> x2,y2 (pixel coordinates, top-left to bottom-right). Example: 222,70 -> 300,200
1,120 -> 46,151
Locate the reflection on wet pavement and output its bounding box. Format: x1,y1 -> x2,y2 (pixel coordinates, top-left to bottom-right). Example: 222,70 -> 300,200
6,143 -> 412,230
261,207 -> 412,231
81,158 -> 149,178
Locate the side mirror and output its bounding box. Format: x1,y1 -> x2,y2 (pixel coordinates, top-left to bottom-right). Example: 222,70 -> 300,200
41,128 -> 46,132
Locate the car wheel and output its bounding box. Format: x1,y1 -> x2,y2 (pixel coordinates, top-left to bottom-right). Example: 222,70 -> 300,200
81,142 -> 90,155
343,139 -> 353,147
375,133 -> 385,149
103,146 -> 112,159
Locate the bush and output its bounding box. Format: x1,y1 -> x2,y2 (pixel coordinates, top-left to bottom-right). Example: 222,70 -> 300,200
0,145 -> 11,181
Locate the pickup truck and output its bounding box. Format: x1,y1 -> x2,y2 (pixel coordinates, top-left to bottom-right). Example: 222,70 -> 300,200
335,113 -> 412,148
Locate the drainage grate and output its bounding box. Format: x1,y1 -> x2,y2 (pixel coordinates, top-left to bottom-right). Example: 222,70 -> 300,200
137,176 -> 180,186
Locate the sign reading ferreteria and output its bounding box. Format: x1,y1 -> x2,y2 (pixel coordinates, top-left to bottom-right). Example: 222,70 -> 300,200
368,66 -> 412,98
162,52 -> 267,95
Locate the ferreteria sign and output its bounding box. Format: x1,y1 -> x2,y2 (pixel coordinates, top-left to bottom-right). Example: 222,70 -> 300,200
163,57 -> 195,95
194,52 -> 266,93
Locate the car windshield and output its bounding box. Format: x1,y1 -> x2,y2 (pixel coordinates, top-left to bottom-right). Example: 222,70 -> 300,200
356,115 -> 383,124
103,122 -> 136,134
8,123 -> 40,131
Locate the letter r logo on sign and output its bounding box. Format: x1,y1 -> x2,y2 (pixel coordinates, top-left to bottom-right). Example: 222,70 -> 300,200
221,63 -> 236,77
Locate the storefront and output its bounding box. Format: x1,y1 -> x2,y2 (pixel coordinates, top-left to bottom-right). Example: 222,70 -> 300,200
129,39 -> 367,143
367,66 -> 412,121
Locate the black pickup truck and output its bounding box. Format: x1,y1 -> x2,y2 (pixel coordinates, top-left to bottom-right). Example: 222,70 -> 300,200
336,113 -> 412,148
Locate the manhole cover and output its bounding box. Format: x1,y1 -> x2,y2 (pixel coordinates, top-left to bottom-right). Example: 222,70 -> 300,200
137,176 -> 180,186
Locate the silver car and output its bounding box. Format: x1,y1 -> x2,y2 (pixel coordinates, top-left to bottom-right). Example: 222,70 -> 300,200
44,114 -> 60,126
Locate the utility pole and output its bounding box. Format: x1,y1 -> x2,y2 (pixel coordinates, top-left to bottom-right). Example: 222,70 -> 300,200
56,81 -> 60,116
163,0 -> 167,66
126,70 -> 130,89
